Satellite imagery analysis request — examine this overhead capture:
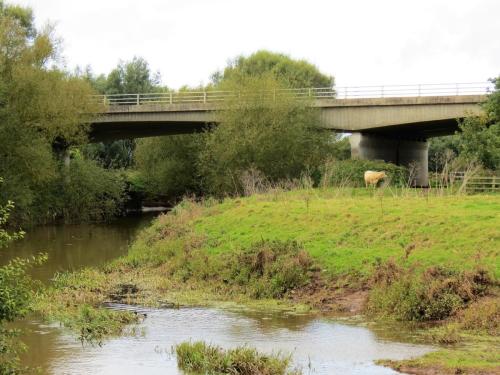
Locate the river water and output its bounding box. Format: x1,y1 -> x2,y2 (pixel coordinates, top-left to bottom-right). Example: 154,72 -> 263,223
2,214 -> 434,374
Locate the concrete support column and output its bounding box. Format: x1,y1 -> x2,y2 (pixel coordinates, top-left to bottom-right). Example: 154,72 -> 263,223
349,133 -> 429,186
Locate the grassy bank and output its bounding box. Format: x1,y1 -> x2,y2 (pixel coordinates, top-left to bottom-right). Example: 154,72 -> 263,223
35,188 -> 499,372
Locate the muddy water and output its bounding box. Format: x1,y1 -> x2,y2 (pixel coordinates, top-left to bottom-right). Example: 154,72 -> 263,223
2,215 -> 434,374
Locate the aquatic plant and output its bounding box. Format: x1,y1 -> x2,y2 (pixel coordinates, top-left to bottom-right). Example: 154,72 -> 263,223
175,341 -> 301,375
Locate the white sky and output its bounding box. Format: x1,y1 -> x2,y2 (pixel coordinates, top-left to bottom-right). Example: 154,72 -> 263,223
15,0 -> 500,89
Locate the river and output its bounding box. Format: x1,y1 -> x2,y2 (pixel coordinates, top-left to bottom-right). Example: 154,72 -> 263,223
1,214 -> 434,374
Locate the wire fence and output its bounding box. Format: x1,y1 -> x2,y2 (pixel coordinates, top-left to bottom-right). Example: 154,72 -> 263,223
93,82 -> 494,106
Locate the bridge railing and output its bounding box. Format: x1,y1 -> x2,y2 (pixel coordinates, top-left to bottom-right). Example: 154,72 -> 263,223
93,82 -> 494,106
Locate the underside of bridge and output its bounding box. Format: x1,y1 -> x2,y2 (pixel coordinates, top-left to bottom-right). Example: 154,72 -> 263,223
349,133 -> 429,186
347,118 -> 462,186
89,95 -> 485,187
90,121 -> 211,142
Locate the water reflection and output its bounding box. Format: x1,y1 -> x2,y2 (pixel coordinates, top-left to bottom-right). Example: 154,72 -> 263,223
17,306 -> 432,375
0,214 -> 154,282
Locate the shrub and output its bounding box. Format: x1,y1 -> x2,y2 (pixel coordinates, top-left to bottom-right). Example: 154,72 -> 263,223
320,159 -> 409,187
134,134 -> 203,201
457,298 -> 499,335
224,240 -> 313,298
175,341 -> 300,375
367,264 -> 494,322
67,304 -> 138,346
33,157 -> 127,224
0,255 -> 46,374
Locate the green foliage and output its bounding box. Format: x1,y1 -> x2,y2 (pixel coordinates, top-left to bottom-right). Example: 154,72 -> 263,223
0,326 -> 27,375
64,304 -> 138,346
428,77 -> 500,172
0,179 -> 24,247
428,135 -> 461,172
199,75 -> 333,195
81,57 -> 166,169
0,255 -> 46,321
0,174 -> 45,374
212,50 -> 333,89
175,341 -> 300,375
320,159 -> 409,187
103,56 -> 161,95
485,77 -> 500,124
367,265 -> 493,321
33,157 -> 127,224
0,3 -> 111,225
329,135 -> 351,160
457,115 -> 499,170
134,134 -> 203,200
83,140 -> 136,169
0,0 -> 34,37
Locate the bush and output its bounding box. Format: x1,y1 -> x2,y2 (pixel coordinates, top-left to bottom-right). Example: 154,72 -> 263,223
0,255 -> 46,322
32,157 -> 127,224
66,304 -> 138,346
175,341 -> 300,375
457,298 -> 499,335
320,159 -> 409,187
0,255 -> 46,374
224,240 -> 313,298
134,134 -> 203,201
367,264 -> 494,322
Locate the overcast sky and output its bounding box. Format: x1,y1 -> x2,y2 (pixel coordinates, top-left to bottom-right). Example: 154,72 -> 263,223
15,0 -> 500,89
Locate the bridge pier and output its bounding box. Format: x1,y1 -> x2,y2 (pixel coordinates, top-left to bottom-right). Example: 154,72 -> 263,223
349,133 -> 429,186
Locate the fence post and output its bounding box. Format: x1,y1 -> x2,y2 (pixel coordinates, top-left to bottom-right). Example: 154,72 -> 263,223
136,94 -> 140,105
308,88 -> 312,97
203,91 -> 207,103
169,92 -> 173,104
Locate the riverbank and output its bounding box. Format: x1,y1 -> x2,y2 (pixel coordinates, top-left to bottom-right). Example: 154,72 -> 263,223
34,188 -> 499,373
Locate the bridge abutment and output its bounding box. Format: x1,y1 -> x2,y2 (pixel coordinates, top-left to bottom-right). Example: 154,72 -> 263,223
349,133 -> 429,186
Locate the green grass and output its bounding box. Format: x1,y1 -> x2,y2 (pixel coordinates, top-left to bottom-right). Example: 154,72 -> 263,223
193,190 -> 499,278
378,336 -> 500,374
175,341 -> 300,375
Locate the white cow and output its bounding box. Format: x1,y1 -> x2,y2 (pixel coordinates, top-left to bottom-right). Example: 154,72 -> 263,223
364,171 -> 387,187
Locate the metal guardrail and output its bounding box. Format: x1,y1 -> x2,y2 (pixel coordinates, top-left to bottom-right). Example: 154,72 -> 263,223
93,82 -> 494,106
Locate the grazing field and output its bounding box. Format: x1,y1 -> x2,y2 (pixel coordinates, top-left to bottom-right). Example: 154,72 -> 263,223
191,189 -> 499,278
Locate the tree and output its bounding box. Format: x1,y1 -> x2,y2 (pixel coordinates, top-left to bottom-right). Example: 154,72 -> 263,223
457,115 -> 499,170
134,135 -> 203,200
0,1 -> 123,225
82,57 -> 164,169
211,50 -> 334,89
199,75 -> 333,195
427,78 -> 500,172
99,56 -> 161,95
428,135 -> 461,172
455,77 -> 500,171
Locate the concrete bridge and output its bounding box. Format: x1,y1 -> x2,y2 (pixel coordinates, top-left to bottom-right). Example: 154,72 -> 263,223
90,82 -> 492,185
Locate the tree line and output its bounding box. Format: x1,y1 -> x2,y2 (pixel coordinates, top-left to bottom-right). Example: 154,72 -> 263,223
1,1 -> 499,227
